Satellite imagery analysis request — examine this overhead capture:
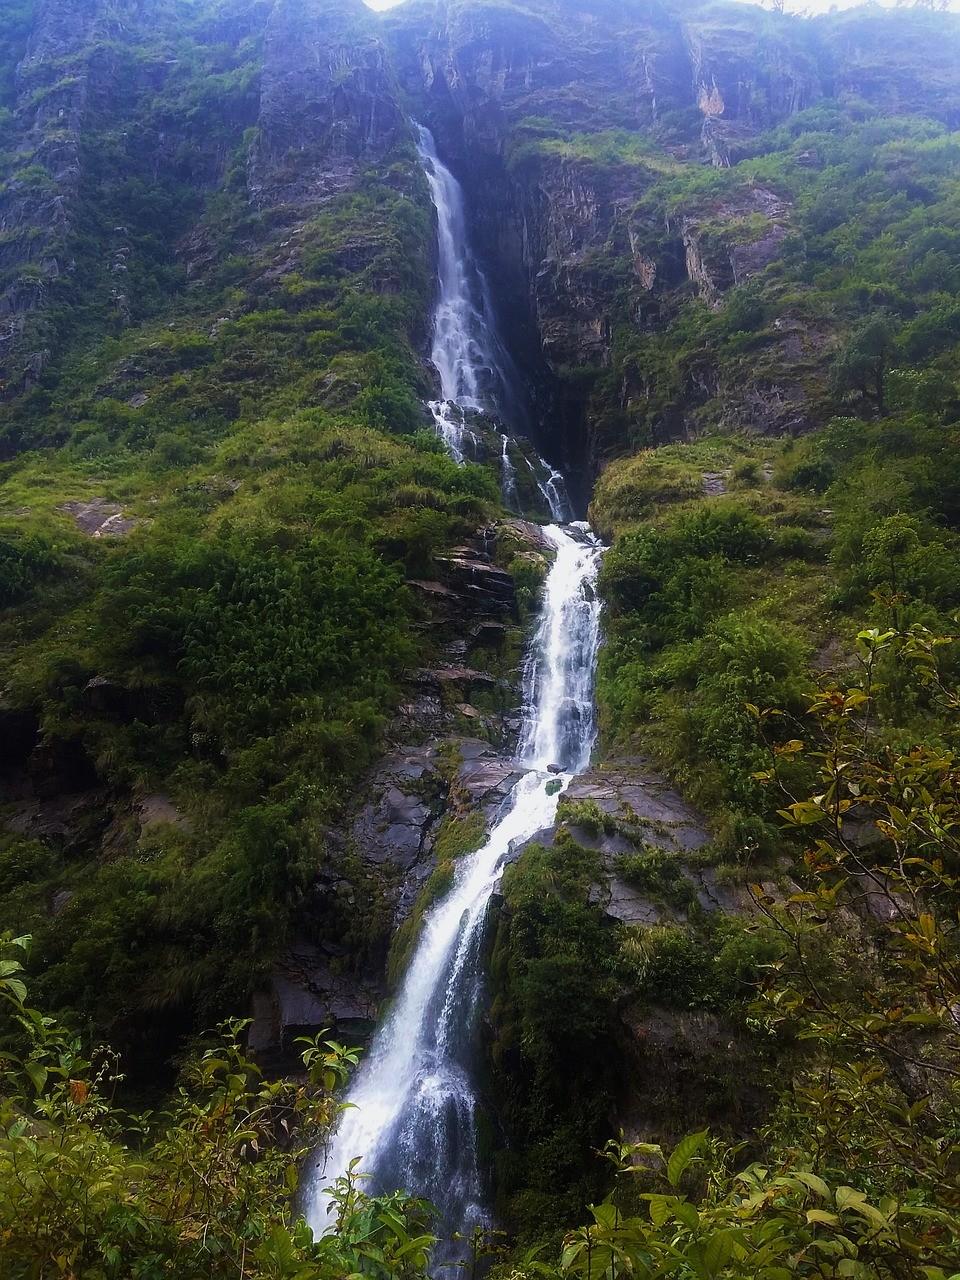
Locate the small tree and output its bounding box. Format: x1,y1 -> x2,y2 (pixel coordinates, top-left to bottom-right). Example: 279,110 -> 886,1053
831,315 -> 898,415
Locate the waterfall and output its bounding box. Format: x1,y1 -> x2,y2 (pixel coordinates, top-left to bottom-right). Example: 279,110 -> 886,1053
415,124 -> 573,519
307,124 -> 603,1261
500,433 -> 519,512
417,123 -> 508,464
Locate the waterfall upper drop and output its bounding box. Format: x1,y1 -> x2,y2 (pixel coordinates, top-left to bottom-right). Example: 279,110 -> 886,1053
416,124 -> 512,462
306,122 -> 602,1260
415,125 -> 570,521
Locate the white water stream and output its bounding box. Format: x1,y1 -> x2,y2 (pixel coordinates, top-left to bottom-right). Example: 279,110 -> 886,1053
307,124 -> 602,1257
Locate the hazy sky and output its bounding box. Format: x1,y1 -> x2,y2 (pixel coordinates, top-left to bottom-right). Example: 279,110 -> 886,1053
363,0 -> 960,13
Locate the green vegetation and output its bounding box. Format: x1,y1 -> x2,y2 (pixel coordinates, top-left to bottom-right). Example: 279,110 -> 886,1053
560,112 -> 960,458
3,0 -> 960,1272
489,833 -> 621,1235
595,454 -> 822,821
0,935 -> 435,1278
515,624 -> 960,1280
0,2 -> 504,1060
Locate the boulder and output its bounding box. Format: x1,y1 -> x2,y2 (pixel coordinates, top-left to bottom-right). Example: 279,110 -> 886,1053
349,745 -> 443,873
59,499 -> 137,538
136,792 -> 191,835
248,940 -> 384,1063
565,759 -> 711,854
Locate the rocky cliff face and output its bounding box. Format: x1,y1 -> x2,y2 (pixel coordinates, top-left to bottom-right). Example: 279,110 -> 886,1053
0,0 -> 269,394
4,0 -> 960,423
249,0 -> 410,216
0,0 -> 100,388
0,0 -> 416,391
378,0 -> 960,458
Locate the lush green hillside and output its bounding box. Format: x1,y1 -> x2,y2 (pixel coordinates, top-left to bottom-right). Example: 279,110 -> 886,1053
3,0 -> 960,1276
0,0 -> 507,1065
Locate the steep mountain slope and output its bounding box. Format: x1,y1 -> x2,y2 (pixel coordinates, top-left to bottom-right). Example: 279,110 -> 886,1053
2,1 -> 960,1273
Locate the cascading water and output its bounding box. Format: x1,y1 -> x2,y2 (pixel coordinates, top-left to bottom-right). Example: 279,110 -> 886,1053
415,124 -> 570,519
500,433 -> 519,512
307,124 -> 603,1261
310,527 -> 602,1253
417,123 -> 504,465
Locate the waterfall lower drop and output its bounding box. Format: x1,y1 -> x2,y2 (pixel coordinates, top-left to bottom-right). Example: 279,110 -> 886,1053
310,527 -> 602,1254
307,124 -> 603,1261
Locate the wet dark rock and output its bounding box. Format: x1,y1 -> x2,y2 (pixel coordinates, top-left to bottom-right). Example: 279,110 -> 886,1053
432,550 -> 516,611
0,0 -> 100,385
249,0 -> 409,215
681,187 -> 791,305
343,736 -> 520,931
248,940 -> 385,1062
496,518 -> 554,557
617,1004 -> 770,1143
0,699 -> 39,776
590,877 -> 662,928
456,742 -> 523,815
417,666 -> 498,695
350,744 -> 442,873
82,676 -> 132,718
469,621 -> 508,649
25,737 -> 99,799
51,889 -> 74,916
5,788 -> 111,853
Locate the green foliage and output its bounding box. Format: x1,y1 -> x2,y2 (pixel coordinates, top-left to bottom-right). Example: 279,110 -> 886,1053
0,1 -> 506,1050
831,314 -> 898,414
581,109 -> 960,452
597,480 -> 812,813
616,848 -> 696,911
179,536 -> 412,743
489,838 -> 621,1233
0,529 -> 61,606
620,915 -> 784,1014
0,0 -> 33,110
0,936 -> 435,1278
527,1129 -> 960,1280
514,622 -> 960,1280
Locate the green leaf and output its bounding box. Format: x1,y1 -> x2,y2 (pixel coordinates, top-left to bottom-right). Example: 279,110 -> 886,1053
667,1130 -> 708,1187
561,1240 -> 585,1272
5,978 -> 26,1003
702,1229 -> 736,1274
778,801 -> 824,826
644,1194 -> 675,1228
673,1200 -> 700,1230
795,1171 -> 831,1199
25,1060 -> 47,1094
590,1202 -> 620,1230
901,1011 -> 942,1026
